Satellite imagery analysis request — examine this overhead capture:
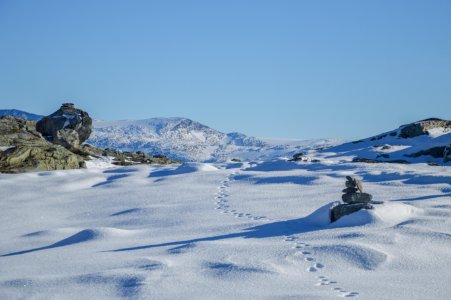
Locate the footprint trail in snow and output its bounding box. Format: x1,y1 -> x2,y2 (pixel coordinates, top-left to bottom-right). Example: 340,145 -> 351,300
284,235 -> 359,297
214,169 -> 272,221
213,167 -> 360,298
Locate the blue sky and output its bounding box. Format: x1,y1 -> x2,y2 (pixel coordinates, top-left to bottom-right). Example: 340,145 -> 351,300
0,0 -> 450,139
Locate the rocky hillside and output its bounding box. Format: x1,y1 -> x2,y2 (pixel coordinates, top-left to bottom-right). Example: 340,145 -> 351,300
0,106 -> 179,173
0,110 -> 270,162
0,116 -> 84,173
324,118 -> 451,165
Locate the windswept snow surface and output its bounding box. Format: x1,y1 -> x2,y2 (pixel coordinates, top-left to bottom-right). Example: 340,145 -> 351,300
0,159 -> 450,299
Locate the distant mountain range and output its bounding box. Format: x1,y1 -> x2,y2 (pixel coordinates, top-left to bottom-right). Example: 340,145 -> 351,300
3,109 -> 447,164
89,118 -> 269,162
1,109 -> 331,162
0,109 -> 43,121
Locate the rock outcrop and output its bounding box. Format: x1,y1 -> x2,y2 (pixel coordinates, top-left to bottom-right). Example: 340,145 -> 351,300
399,118 -> 451,138
1,105 -> 179,173
0,116 -> 84,173
36,103 -> 92,149
80,144 -> 179,166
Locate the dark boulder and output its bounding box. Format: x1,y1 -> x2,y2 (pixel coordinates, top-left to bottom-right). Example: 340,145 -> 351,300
36,103 -> 92,149
342,192 -> 373,204
289,152 -> 306,161
330,203 -> 374,222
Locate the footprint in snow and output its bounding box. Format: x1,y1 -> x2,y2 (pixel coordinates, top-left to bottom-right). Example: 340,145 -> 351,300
314,263 -> 324,269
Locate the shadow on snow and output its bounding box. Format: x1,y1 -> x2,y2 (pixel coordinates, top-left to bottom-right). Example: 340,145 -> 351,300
107,203 -> 336,253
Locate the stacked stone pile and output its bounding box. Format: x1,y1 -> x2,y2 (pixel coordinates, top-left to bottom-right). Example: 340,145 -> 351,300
330,176 -> 382,222
342,176 -> 372,204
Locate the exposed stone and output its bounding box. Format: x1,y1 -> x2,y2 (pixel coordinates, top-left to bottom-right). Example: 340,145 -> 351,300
342,192 -> 373,204
405,146 -> 448,159
36,103 -> 92,149
345,180 -> 356,188
345,176 -> 363,192
55,128 -> 80,149
329,176 -> 377,222
330,203 -> 374,222
0,114 -> 179,173
352,157 -> 410,164
399,118 -> 451,138
0,116 -> 84,173
289,152 -> 305,161
80,144 -> 180,166
342,187 -> 358,193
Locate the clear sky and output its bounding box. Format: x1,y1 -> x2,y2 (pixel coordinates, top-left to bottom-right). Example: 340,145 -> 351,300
0,0 -> 450,140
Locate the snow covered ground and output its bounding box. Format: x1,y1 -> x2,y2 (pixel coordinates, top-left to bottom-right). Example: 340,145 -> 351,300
0,157 -> 450,299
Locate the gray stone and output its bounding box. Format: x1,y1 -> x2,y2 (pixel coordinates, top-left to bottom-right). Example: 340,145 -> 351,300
354,178 -> 363,192
342,187 -> 358,193
345,176 -> 363,192
80,144 -> 180,166
289,152 -> 305,161
345,180 -> 356,188
342,192 -> 372,204
0,115 -> 178,174
36,103 -> 92,149
0,116 -> 84,173
54,128 -> 80,149
330,203 -> 374,222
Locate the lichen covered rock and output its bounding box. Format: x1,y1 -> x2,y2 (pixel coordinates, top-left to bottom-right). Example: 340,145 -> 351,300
0,116 -> 84,173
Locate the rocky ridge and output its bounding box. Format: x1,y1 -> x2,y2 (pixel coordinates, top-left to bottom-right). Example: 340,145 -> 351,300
325,118 -> 451,165
0,105 -> 178,173
0,116 -> 84,173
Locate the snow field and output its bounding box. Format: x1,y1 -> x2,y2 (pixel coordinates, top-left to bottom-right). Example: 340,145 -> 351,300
0,159 -> 450,299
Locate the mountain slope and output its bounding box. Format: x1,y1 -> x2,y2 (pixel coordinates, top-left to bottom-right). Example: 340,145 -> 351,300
88,118 -> 269,162
0,109 -> 43,121
322,118 -> 451,165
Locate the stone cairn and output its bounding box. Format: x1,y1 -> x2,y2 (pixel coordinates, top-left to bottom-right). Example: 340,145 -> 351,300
330,176 -> 382,222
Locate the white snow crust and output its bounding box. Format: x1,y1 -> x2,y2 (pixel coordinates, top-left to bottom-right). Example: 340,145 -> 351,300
1,158 -> 450,299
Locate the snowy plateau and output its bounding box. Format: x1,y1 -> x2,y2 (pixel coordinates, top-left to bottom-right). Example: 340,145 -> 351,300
0,110 -> 450,299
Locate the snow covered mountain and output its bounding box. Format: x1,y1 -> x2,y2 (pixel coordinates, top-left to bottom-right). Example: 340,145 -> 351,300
0,109 -> 334,162
88,118 -> 270,162
2,109 -> 314,162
